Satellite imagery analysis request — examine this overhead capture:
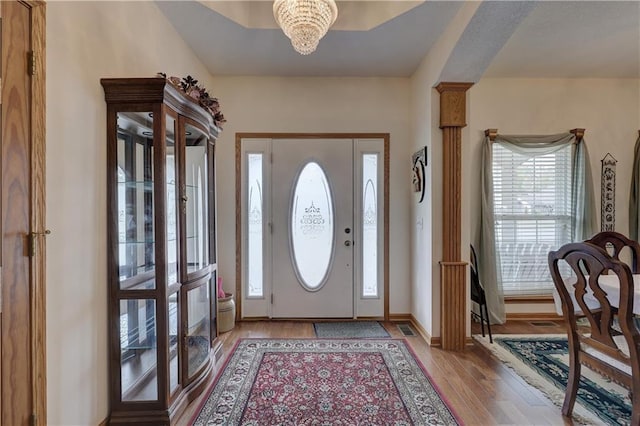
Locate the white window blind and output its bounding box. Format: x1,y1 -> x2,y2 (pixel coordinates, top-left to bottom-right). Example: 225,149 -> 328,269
492,144 -> 573,296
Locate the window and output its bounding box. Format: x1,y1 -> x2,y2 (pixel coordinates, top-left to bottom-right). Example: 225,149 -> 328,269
492,144 -> 572,296
247,153 -> 264,297
362,154 -> 378,297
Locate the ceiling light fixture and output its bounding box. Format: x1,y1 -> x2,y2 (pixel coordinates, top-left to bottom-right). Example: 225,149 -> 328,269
273,0 -> 338,55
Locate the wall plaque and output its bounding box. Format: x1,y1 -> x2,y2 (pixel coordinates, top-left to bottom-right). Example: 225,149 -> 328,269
601,153 -> 617,231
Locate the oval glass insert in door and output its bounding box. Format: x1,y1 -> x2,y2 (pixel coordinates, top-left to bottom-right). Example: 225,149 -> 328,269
290,162 -> 334,290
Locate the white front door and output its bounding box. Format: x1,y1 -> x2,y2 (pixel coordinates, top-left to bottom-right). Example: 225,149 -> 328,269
271,139 -> 354,318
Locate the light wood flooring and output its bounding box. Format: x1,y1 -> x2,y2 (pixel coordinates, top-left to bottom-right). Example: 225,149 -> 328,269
177,320 -> 575,425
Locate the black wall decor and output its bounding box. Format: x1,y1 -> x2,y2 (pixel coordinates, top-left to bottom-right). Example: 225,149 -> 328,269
601,153 -> 617,231
412,146 -> 427,203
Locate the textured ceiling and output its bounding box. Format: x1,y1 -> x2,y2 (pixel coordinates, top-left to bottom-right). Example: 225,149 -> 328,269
484,1 -> 640,78
157,1 -> 640,79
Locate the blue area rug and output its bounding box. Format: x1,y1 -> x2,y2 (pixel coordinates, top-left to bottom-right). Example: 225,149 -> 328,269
475,334 -> 631,425
313,321 -> 390,338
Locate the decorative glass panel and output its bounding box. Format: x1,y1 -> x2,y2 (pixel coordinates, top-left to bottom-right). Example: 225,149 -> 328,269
290,162 -> 334,290
185,123 -> 210,273
247,153 -> 263,297
362,154 -> 378,297
168,292 -> 179,394
120,299 -> 158,401
117,112 -> 155,290
186,284 -> 211,378
166,115 -> 178,285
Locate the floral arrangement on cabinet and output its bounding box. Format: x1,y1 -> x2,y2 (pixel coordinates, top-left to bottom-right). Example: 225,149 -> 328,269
158,73 -> 226,128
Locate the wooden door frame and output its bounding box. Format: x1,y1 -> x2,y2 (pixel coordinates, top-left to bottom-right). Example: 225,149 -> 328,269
24,1 -> 46,425
234,133 -> 390,321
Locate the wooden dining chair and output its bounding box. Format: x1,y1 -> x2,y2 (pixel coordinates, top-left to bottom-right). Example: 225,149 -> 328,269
587,231 -> 640,273
549,242 -> 640,424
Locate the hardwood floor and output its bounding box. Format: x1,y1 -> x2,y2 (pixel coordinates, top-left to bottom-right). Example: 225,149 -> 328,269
177,320 -> 575,425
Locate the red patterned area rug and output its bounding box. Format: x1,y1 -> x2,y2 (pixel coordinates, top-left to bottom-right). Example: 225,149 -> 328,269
190,339 -> 460,425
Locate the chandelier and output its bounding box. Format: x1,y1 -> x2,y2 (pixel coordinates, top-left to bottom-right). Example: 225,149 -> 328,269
273,0 -> 338,55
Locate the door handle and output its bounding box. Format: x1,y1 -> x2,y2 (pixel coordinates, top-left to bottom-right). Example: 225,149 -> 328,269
344,240 -> 351,247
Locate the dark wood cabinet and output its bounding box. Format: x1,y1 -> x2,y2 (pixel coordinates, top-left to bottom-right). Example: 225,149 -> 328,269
101,78 -> 222,425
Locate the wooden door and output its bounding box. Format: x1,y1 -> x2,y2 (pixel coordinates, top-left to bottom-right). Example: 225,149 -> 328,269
1,1 -> 46,425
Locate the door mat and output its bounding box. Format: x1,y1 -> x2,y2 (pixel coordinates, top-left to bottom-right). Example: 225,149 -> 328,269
313,321 -> 390,338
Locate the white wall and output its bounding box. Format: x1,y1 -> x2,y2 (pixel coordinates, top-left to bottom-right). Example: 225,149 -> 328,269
409,1 -> 481,339
468,78 -> 640,315
210,76 -> 412,315
46,2 -> 214,425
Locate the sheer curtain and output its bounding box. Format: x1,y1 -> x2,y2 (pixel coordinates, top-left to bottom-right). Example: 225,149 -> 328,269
477,132 -> 597,324
629,133 -> 640,241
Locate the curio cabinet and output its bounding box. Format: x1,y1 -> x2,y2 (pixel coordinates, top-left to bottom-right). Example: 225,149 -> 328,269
101,77 -> 222,425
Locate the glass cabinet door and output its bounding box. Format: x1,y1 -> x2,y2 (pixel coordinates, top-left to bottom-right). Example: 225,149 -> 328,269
166,114 -> 179,286
117,112 -> 155,290
184,122 -> 210,275
120,299 -> 158,401
183,282 -> 211,382
168,291 -> 179,396
165,113 -> 181,400
116,111 -> 159,402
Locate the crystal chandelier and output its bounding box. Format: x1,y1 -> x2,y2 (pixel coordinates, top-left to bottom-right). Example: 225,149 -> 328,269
273,0 -> 338,55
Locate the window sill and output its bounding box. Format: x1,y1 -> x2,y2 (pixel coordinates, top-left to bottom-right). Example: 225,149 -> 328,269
504,295 -> 554,304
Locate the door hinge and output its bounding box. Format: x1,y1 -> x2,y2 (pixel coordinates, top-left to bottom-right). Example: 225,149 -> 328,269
28,51 -> 36,76
270,152 -> 273,164
31,413 -> 37,426
29,233 -> 36,257
270,294 -> 274,304
29,230 -> 51,256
